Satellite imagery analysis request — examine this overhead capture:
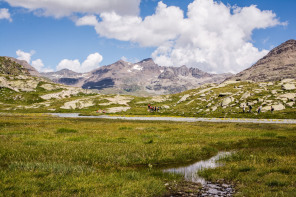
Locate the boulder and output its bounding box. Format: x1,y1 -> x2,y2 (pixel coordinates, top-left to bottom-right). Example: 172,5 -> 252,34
240,91 -> 250,100
240,103 -> 247,108
221,97 -> 234,107
286,102 -> 295,107
262,104 -> 285,112
271,90 -> 277,95
279,93 -> 296,100
211,106 -> 217,111
273,104 -> 286,111
60,99 -> 94,109
281,79 -> 295,83
282,83 -> 295,90
177,94 -> 190,103
162,105 -> 170,109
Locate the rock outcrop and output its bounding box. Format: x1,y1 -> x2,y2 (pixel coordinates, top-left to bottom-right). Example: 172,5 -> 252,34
0,56 -> 40,76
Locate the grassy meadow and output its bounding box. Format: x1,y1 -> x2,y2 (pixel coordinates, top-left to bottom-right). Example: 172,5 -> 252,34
0,113 -> 295,196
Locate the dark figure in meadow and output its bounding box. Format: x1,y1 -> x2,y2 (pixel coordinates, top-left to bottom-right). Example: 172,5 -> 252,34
257,106 -> 262,114
248,105 -> 252,113
271,106 -> 274,113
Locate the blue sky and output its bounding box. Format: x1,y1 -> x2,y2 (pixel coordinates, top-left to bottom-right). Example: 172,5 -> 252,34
0,0 -> 295,73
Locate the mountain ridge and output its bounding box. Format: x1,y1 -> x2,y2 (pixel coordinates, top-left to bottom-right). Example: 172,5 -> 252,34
42,58 -> 233,95
228,39 -> 296,82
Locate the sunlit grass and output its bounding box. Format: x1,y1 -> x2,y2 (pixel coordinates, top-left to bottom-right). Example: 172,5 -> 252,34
0,114 -> 295,196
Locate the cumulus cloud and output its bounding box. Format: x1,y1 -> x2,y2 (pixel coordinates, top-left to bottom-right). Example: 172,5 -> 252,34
16,50 -> 35,63
31,59 -> 44,71
4,0 -> 140,18
16,50 -> 52,72
79,2 -> 184,47
0,8 -> 12,22
77,0 -> 285,73
76,15 -> 98,26
56,52 -> 103,72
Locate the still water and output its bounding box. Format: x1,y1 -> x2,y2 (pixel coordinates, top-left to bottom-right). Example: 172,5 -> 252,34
163,152 -> 232,184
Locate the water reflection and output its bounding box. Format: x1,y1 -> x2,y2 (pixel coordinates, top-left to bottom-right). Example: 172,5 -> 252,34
163,152 -> 232,184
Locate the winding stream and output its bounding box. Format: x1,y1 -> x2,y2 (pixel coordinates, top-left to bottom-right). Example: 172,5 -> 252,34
48,113 -> 296,124
163,152 -> 232,185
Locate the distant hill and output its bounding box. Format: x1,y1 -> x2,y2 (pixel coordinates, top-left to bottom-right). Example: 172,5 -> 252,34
0,56 -> 40,76
42,58 -> 233,95
228,39 -> 296,82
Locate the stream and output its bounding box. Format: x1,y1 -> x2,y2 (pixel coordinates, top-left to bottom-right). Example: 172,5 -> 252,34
48,113 -> 296,124
163,152 -> 232,185
163,152 -> 235,196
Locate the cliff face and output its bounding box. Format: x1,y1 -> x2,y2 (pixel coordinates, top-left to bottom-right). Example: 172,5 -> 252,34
228,39 -> 296,82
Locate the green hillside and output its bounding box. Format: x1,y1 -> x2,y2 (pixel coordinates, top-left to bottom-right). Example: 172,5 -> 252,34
0,57 -> 30,75
0,72 -> 295,119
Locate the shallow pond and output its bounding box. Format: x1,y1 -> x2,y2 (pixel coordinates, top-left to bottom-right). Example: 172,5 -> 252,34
163,152 -> 232,185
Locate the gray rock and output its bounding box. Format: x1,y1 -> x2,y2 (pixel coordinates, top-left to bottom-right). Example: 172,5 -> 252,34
221,97 -> 234,107
282,83 -> 295,90
240,91 -> 250,100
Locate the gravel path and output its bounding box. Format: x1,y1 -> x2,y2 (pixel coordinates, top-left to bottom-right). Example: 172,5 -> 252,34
50,113 -> 296,124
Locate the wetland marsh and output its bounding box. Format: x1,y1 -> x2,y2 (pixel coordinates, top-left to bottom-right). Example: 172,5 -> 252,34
0,113 -> 295,196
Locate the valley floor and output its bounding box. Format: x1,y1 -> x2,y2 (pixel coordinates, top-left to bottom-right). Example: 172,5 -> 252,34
0,113 -> 295,196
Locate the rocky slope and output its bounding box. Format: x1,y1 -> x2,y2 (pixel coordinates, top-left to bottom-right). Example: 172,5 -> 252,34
228,39 -> 296,82
1,72 -> 295,116
43,58 -> 233,95
0,56 -> 40,76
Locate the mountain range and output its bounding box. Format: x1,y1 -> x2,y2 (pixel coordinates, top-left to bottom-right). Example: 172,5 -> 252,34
41,58 -> 233,95
1,39 -> 296,96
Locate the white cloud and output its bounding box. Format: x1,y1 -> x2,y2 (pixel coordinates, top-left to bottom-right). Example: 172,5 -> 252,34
4,0 -> 140,18
77,0 -> 285,73
76,15 -> 98,26
84,2 -> 185,47
0,8 -> 12,22
16,50 -> 35,63
31,59 -> 44,71
16,50 -> 52,72
57,52 -> 103,72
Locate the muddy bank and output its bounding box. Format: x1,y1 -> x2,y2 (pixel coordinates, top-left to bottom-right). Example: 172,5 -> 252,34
163,152 -> 236,196
163,180 -> 235,197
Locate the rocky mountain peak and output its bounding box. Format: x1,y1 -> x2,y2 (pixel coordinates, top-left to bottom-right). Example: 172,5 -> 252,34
40,57 -> 233,95
267,39 -> 296,57
228,39 -> 296,82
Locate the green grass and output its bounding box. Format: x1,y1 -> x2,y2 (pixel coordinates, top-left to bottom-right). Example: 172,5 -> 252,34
56,128 -> 78,133
0,114 -> 295,196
